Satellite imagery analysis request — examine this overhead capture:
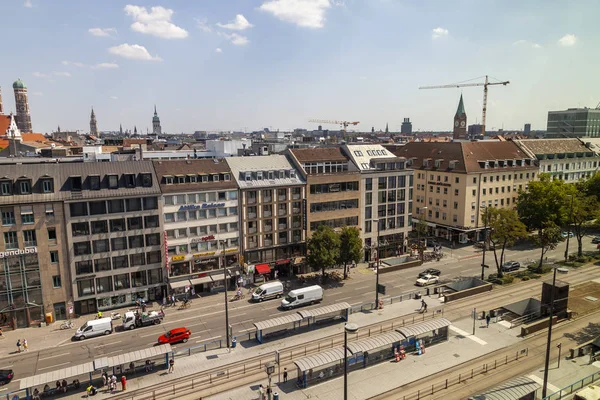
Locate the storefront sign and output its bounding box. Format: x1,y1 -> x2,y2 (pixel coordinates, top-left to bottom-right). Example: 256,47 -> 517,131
178,203 -> 225,211
164,232 -> 169,271
0,247 -> 38,259
225,248 -> 238,253
427,181 -> 451,187
194,258 -> 217,265
302,199 -> 307,231
190,235 -> 215,244
194,251 -> 216,258
171,255 -> 185,261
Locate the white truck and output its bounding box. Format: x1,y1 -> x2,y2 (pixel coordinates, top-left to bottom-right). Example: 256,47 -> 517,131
122,310 -> 165,330
280,285 -> 324,309
75,318 -> 113,340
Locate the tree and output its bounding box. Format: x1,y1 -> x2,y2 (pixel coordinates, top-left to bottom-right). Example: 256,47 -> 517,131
307,225 -> 340,280
534,222 -> 563,270
338,227 -> 363,280
484,207 -> 528,277
412,218 -> 428,260
566,183 -> 600,257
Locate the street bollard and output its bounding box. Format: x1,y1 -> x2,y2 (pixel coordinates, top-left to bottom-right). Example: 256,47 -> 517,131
273,393 -> 279,400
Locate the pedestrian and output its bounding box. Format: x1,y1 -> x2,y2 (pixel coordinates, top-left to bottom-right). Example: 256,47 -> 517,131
23,339 -> 28,351
111,375 -> 117,388
16,339 -> 21,353
486,313 -> 491,328
283,368 -> 288,382
168,358 -> 174,374
258,384 -> 265,400
102,373 -> 107,388
120,376 -> 126,391
61,379 -> 68,393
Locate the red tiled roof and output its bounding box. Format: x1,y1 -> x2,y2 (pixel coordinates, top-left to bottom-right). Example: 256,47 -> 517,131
0,115 -> 9,136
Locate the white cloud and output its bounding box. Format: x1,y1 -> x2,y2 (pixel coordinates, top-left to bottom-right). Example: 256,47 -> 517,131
109,96 -> 118,100
124,5 -> 188,39
62,60 -> 86,67
53,71 -> 71,77
33,71 -> 71,79
92,62 -> 119,69
432,27 -> 448,39
62,61 -> 119,69
89,27 -> 117,37
513,39 -> 542,49
109,44 -> 162,61
24,0 -> 32,8
217,14 -> 253,31
195,18 -> 212,33
32,72 -> 48,78
558,33 -> 577,47
215,48 -> 223,53
259,0 -> 331,29
218,32 -> 249,46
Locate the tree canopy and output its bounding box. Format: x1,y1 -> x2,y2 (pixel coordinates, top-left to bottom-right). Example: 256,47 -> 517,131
307,225 -> 341,280
338,226 -> 363,279
484,207 -> 528,276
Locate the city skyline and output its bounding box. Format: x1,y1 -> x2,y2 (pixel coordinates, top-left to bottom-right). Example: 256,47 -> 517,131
0,0 -> 598,133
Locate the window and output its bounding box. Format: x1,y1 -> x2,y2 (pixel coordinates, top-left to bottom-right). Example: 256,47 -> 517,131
72,222 -> 89,236
93,239 -> 109,253
4,232 -> 18,249
455,177 -> 459,184
110,218 -> 126,232
48,228 -> 57,242
130,253 -> 146,266
45,204 -> 54,216
52,275 -> 61,288
77,279 -> 95,296
114,274 -> 130,290
144,215 -> 159,228
111,237 -> 128,251
42,179 -> 54,193
21,206 -> 34,224
1,208 -> 15,225
146,233 -> 160,246
454,189 -> 459,196
148,268 -> 163,285
50,251 -> 59,263
147,251 -> 161,264
95,258 -> 111,272
126,198 -> 142,212
143,197 -> 158,210
91,220 -> 108,234
70,176 -> 82,191
73,241 -> 91,256
129,235 -> 144,249
70,202 -> 88,217
89,176 -> 101,190
131,271 -> 148,288
0,180 -> 12,196
125,174 -> 136,188
89,201 -> 106,215
108,174 -> 118,189
107,199 -> 125,213
96,277 -> 113,294
112,255 -> 129,269
128,216 -> 143,230
22,229 -> 36,247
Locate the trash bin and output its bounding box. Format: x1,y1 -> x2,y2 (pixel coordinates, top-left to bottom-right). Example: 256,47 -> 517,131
414,293 -> 421,300
273,393 -> 279,400
45,313 -> 53,324
232,337 -> 237,348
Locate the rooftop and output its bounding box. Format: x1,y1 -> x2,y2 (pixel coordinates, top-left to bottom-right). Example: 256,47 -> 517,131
343,144 -> 402,171
226,155 -> 305,188
289,147 -> 349,163
153,159 -> 237,193
515,138 -> 594,157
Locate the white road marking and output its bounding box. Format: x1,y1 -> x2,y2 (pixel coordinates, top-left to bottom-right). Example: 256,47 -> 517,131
355,285 -> 371,291
528,375 -> 560,393
0,365 -> 12,369
38,353 -> 69,361
95,341 -> 121,348
38,362 -> 71,371
238,328 -> 254,333
336,296 -> 354,302
449,325 -> 488,345
197,336 -> 220,343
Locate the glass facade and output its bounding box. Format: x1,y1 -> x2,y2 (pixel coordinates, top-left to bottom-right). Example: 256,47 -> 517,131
0,253 -> 43,329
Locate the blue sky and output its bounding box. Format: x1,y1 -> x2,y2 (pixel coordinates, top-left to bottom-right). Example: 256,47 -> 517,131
0,0 -> 598,134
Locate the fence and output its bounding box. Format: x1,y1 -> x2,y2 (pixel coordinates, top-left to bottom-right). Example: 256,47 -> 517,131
387,348 -> 529,400
543,369 -> 600,400
509,311 -> 541,328
350,290 -> 432,314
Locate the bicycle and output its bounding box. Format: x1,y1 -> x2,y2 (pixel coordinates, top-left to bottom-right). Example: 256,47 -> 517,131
60,320 -> 75,330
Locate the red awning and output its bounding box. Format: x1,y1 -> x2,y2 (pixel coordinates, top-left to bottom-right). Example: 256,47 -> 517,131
276,259 -> 290,265
255,264 -> 271,275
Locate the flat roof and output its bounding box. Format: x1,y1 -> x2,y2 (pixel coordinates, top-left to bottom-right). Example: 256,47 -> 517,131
396,318 -> 451,337
297,302 -> 350,319
253,314 -> 303,330
20,362 -> 95,390
93,343 -> 172,371
294,348 -> 350,372
347,331 -> 405,354
469,376 -> 541,400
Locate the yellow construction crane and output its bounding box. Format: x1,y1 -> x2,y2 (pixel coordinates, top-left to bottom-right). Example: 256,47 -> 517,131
309,119 -> 360,136
419,75 -> 509,136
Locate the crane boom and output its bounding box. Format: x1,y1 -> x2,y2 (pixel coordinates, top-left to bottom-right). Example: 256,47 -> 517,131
419,75 -> 509,136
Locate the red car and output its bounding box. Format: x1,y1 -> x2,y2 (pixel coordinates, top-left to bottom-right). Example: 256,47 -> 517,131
158,327 -> 191,344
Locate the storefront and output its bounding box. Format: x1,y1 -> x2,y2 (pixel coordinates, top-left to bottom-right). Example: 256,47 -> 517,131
168,249 -> 240,294
0,248 -> 43,329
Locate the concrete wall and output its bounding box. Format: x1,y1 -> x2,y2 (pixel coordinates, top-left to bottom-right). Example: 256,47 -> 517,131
379,258 -> 422,273
520,315 -> 557,336
443,281 -> 493,302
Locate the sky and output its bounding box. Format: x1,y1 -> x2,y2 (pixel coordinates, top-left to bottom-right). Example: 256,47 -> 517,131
0,0 -> 598,134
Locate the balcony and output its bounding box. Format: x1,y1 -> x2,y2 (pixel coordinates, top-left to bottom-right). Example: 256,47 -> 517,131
248,227 -> 257,234
248,213 -> 257,219
278,224 -> 287,230
264,225 -> 272,232
248,242 -> 258,249
24,241 -> 37,248
264,240 -> 273,246
263,211 -> 272,217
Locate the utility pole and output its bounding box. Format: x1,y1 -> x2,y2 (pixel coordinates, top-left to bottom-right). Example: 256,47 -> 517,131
375,219 -> 381,307
542,267 -> 558,397
221,240 -> 230,350
564,195 -> 574,262
481,206 -> 487,280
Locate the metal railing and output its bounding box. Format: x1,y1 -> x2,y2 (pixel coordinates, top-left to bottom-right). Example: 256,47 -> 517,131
543,369 -> 600,400
509,311 -> 541,328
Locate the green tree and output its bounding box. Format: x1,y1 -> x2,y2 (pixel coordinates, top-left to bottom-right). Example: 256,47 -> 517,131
566,183 -> 600,257
484,207 -> 528,276
307,225 -> 340,280
534,222 -> 563,270
583,171 -> 600,199
412,218 -> 428,260
338,227 -> 363,280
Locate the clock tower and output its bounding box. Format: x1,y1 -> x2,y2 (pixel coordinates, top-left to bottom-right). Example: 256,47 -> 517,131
453,94 -> 467,140
13,79 -> 32,133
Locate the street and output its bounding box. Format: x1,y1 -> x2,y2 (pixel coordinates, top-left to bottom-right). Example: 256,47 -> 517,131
0,238 -> 596,393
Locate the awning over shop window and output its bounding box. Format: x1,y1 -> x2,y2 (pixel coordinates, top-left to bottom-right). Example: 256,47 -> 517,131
168,280 -> 191,289
255,264 -> 271,275
190,276 -> 213,285
276,259 -> 290,265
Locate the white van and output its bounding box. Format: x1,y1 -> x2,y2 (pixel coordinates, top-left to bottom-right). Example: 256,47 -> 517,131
75,317 -> 113,340
280,285 -> 324,309
252,281 -> 284,302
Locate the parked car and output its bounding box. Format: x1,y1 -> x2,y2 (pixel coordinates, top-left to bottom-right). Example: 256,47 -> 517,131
418,268 -> 441,278
561,231 -> 574,238
592,236 -> 600,244
415,274 -> 439,286
501,261 -> 521,273
158,327 -> 191,344
0,369 -> 14,385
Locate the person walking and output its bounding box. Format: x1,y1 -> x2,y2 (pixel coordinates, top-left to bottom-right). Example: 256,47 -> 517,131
16,339 -> 21,353
486,313 -> 491,328
168,358 -> 174,374
23,339 -> 28,352
283,368 -> 288,382
102,373 -> 107,388
257,384 -> 265,400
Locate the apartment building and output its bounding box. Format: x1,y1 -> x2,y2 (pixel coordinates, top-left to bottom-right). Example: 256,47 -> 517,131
227,155 -> 305,281
514,138 -> 600,182
287,148 -> 361,239
390,142 -> 538,244
343,144 -> 414,262
153,160 -> 240,296
61,162 -> 165,315
0,165 -> 71,329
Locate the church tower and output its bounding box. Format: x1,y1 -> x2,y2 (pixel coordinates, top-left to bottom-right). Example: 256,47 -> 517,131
453,94 -> 467,140
90,107 -> 98,135
13,79 -> 32,132
152,105 -> 162,135
0,86 -> 4,114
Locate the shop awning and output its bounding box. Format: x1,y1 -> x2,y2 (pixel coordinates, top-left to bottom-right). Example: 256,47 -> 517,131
276,259 -> 290,265
168,280 -> 191,289
190,276 -> 213,285
255,264 -> 271,275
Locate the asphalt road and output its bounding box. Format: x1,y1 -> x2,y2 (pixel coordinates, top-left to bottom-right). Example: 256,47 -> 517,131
0,239 -> 596,393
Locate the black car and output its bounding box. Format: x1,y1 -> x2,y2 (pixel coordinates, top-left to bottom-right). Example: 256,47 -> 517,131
418,268 -> 441,278
0,369 -> 14,385
592,236 -> 600,244
501,261 -> 520,273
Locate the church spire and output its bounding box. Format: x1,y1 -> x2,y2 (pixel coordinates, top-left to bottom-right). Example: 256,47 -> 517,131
385,123 -> 389,134
455,94 -> 466,116
90,106 -> 98,135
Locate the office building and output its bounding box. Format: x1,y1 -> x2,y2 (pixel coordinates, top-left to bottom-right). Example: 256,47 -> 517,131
153,159 -> 240,295
546,108 -> 600,138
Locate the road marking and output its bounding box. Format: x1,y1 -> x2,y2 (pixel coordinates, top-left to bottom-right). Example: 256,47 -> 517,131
238,328 -> 254,333
39,353 -> 69,361
528,375 -> 560,393
140,332 -> 160,338
355,285 -> 371,291
0,365 -> 12,369
95,340 -> 121,348
197,336 -> 220,343
38,362 -> 70,371
336,296 -> 354,302
449,326 -> 488,345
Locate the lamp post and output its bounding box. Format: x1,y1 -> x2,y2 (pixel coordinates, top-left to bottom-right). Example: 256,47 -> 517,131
564,194 -> 574,263
344,323 -> 359,400
542,266 -> 558,398
374,219 -> 381,306
481,205 -> 487,280
220,239 -> 230,350
418,207 -> 428,262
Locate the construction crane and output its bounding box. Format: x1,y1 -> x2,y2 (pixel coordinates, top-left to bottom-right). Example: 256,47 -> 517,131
309,119 -> 360,137
419,75 -> 509,136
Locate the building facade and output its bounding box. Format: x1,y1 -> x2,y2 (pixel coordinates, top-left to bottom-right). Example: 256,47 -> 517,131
391,142 -> 537,244
343,144 -> 413,261
515,139 -> 600,183
13,79 -> 32,133
153,160 -> 240,296
227,155 -> 306,281
546,108 -> 600,138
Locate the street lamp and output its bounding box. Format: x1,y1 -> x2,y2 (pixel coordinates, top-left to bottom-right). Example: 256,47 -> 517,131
481,205 -> 488,280
542,266 -> 559,398
418,207 -> 428,262
220,239 -> 230,350
373,219 -> 381,307
343,323 -> 359,400
564,194 -> 574,263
